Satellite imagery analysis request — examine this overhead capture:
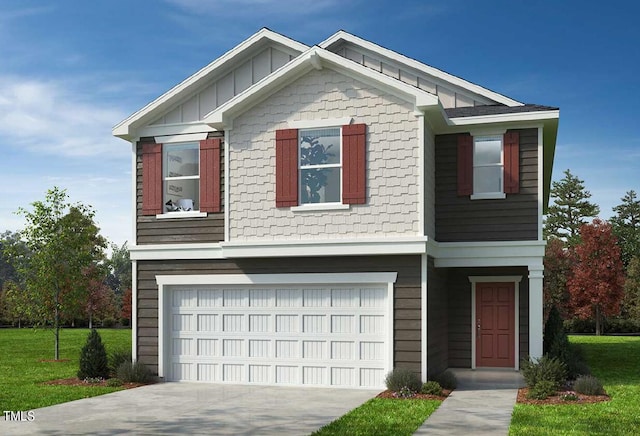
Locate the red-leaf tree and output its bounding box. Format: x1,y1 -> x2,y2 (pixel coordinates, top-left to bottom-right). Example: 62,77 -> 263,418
567,219 -> 625,335
84,265 -> 118,329
121,287 -> 132,324
543,237 -> 573,319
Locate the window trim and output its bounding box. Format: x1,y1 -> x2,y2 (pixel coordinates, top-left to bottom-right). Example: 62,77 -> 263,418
162,141 -> 201,213
470,133 -> 506,200
297,126 -> 344,207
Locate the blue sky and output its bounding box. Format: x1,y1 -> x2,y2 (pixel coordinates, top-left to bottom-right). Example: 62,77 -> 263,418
1,0 -> 638,247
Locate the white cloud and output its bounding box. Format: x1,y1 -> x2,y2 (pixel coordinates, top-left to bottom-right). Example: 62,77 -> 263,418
0,75 -> 128,158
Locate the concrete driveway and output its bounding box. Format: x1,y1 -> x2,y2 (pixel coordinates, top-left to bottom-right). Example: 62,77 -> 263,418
1,383 -> 376,435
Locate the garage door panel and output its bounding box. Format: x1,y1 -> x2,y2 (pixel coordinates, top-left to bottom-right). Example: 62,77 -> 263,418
169,284 -> 389,388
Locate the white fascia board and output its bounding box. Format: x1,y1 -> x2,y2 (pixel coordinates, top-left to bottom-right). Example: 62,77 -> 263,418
113,28 -> 309,140
204,46 -> 439,129
432,240 -> 546,268
220,237 -> 430,258
320,31 -> 523,107
129,237 -> 430,260
136,122 -> 215,140
129,243 -> 224,260
447,110 -> 560,127
156,272 -> 398,287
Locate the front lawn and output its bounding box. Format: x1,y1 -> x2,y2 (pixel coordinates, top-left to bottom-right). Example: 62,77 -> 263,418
510,335 -> 640,435
311,397 -> 441,436
0,328 -> 131,411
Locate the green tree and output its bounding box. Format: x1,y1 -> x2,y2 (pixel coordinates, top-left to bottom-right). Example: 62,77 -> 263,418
610,190 -> 640,267
545,169 -> 599,246
0,231 -> 25,290
77,328 -> 109,380
622,256 -> 640,320
543,238 -> 573,318
105,242 -> 131,298
7,187 -> 106,359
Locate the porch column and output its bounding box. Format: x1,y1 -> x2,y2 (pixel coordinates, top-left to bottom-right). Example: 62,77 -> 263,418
528,266 -> 544,359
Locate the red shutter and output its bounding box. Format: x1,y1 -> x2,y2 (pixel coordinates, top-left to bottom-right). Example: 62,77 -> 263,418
504,131 -> 520,194
276,129 -> 299,207
457,134 -> 473,196
342,123 -> 367,204
200,138 -> 221,213
142,143 -> 163,215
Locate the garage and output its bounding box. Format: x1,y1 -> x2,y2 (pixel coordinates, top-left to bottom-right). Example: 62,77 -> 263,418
157,273 -> 396,389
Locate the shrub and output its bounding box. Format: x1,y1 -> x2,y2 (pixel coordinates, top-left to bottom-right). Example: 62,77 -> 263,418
106,378 -> 123,387
393,386 -> 416,399
544,306 -> 569,357
384,368 -> 422,393
77,329 -> 109,380
431,370 -> 457,390
573,375 -> 605,395
520,355 -> 567,389
527,380 -> 557,400
421,381 -> 443,396
109,349 -> 132,376
564,343 -> 591,380
116,360 -> 152,383
561,392 -> 579,401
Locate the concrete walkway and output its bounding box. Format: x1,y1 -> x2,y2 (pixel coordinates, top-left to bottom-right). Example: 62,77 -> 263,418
415,368 -> 524,435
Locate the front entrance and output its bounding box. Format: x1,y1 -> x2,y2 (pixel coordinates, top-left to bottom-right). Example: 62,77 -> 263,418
475,282 -> 515,367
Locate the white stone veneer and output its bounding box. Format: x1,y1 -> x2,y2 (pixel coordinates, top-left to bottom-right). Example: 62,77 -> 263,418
229,68 -> 420,241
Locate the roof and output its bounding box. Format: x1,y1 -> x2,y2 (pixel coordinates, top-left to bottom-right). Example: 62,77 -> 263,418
445,104 -> 559,118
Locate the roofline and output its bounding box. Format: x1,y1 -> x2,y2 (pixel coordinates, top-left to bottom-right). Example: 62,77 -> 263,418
204,46 -> 440,129
320,30 -> 524,108
112,28 -> 310,140
446,109 -> 560,126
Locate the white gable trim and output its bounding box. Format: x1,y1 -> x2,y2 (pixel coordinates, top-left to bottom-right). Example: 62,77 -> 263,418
204,46 -> 440,129
320,31 -> 523,107
113,28 -> 309,140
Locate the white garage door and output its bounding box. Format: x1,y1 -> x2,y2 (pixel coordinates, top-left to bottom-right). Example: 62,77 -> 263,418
168,284 -> 389,388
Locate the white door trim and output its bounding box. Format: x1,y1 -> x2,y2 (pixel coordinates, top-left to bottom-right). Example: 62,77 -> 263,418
469,276 -> 522,370
157,272 -> 398,384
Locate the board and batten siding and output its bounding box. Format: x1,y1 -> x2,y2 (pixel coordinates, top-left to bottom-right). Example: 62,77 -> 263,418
136,132 -> 225,244
434,128 -> 539,242
446,267 -> 529,368
426,256 -> 449,377
136,255 -> 422,375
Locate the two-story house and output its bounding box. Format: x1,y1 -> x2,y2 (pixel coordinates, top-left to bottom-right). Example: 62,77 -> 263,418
113,29 -> 558,389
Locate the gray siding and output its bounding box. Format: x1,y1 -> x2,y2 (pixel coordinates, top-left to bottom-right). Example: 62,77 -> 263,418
446,267 -> 530,368
136,132 -> 224,244
136,255 -> 421,375
435,128 -> 539,242
427,256 -> 449,377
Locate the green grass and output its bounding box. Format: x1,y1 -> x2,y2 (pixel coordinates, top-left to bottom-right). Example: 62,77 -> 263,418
311,397 -> 441,436
510,335 -> 640,435
0,328 -> 131,411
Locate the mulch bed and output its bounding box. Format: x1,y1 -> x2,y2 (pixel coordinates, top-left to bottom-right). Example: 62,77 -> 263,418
376,389 -> 451,400
517,387 -> 610,405
42,377 -> 154,389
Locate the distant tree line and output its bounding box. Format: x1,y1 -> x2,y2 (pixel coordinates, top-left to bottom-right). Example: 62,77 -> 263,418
544,170 -> 640,335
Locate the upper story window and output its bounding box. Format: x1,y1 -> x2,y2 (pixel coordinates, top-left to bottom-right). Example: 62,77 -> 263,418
164,143 -> 200,212
472,136 -> 503,198
299,128 -> 341,204
457,131 -> 520,199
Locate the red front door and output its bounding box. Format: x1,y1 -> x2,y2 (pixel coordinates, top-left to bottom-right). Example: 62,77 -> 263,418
476,282 -> 515,367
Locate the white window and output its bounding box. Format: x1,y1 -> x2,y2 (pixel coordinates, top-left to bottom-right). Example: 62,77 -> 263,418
164,142 -> 199,212
299,128 -> 341,204
472,136 -> 505,199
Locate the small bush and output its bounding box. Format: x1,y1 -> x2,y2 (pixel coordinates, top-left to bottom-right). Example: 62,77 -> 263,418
561,392 -> 579,401
77,329 -> 109,380
109,349 -> 132,376
393,386 -> 416,399
384,368 -> 422,393
520,355 -> 567,389
106,378 -> 123,387
431,370 -> 457,390
83,377 -> 104,384
421,381 -> 443,396
527,380 -> 557,400
116,361 -> 152,383
573,375 -> 605,395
